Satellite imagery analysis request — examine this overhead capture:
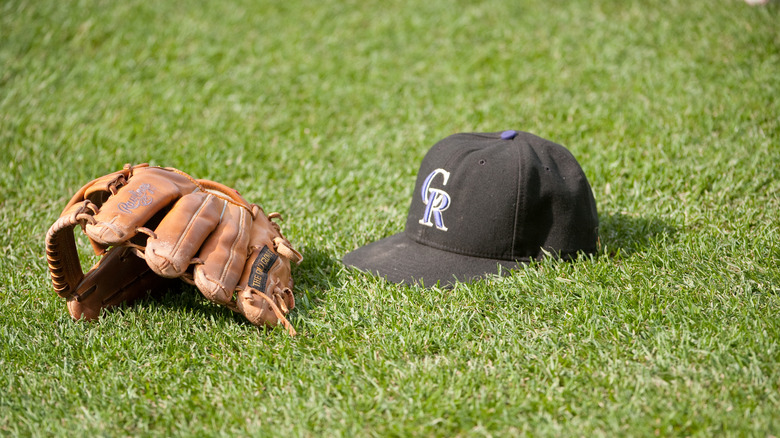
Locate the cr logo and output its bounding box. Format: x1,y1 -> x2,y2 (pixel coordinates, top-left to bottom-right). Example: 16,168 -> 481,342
419,168 -> 451,231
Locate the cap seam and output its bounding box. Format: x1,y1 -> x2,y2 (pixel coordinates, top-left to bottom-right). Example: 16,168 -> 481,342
510,141 -> 523,257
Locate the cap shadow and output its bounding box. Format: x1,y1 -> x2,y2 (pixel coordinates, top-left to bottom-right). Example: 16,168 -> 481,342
597,212 -> 677,257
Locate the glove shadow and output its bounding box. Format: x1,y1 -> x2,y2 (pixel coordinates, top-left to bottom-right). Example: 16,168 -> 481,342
282,245 -> 338,320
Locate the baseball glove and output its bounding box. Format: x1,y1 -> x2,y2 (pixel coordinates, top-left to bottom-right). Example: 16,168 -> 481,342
46,164 -> 303,335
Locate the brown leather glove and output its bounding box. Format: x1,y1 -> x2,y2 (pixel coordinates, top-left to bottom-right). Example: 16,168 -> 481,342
46,164 -> 302,335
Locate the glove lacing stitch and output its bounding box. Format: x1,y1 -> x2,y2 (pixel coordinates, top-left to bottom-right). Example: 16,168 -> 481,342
46,200 -> 99,296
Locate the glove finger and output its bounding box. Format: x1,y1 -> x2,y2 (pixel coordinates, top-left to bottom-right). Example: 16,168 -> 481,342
145,192 -> 223,277
193,202 -> 252,305
85,167 -> 198,245
236,262 -> 295,326
234,207 -> 297,328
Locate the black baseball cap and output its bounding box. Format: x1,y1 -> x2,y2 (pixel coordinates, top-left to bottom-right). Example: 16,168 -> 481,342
342,130 -> 599,287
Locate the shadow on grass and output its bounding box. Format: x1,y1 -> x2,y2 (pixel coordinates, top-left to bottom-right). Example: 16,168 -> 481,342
96,214 -> 672,324
91,283 -> 236,326
137,248 -> 340,325
289,245 -> 340,319
95,247 -> 338,331
598,212 -> 677,257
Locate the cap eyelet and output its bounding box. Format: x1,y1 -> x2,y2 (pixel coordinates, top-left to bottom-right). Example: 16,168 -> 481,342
478,159 -> 487,165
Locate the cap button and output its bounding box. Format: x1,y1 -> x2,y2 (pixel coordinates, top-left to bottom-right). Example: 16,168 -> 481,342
500,130 -> 518,140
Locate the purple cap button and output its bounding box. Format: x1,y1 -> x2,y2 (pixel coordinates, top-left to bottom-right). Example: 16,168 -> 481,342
500,130 -> 518,140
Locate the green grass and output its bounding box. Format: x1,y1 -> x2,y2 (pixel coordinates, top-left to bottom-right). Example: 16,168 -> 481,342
2,0 -> 779,436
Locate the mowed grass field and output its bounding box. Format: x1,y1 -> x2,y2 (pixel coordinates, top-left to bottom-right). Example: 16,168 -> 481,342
1,0 -> 779,436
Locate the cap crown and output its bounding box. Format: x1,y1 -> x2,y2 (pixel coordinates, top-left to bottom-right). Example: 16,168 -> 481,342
404,131 -> 598,261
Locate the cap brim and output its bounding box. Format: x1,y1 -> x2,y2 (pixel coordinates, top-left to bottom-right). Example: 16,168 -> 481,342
342,233 -> 527,287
